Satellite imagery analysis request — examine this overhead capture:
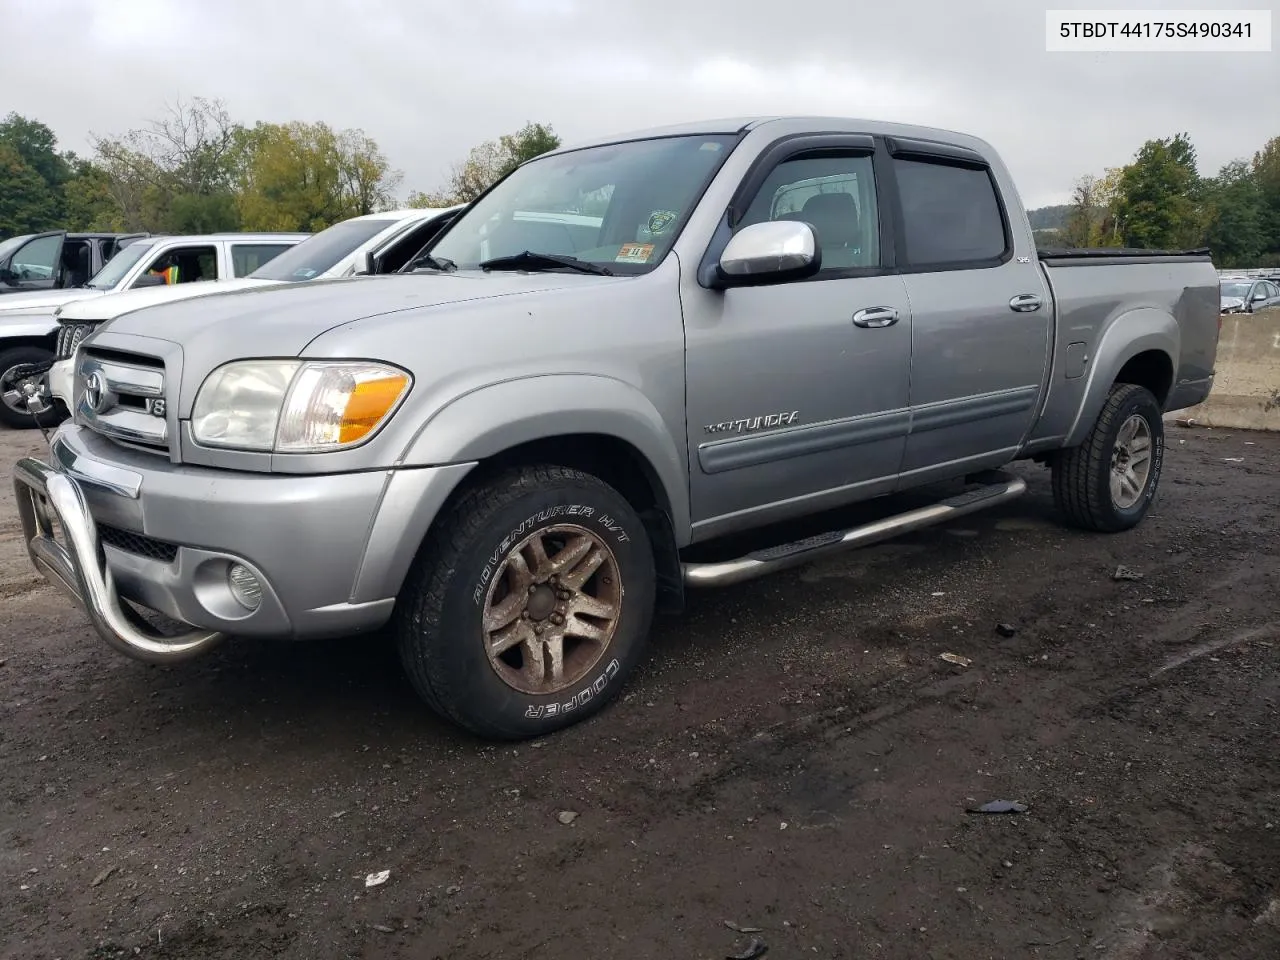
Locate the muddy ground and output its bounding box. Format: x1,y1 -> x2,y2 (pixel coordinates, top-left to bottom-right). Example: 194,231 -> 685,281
1,423 -> 1277,960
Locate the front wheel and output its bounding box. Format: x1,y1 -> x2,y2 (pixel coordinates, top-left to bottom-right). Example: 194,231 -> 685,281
395,464 -> 656,740
1051,383 -> 1165,532
0,345 -> 68,430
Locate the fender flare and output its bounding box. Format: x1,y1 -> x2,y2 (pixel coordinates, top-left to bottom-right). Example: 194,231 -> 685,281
399,373 -> 692,538
1063,307 -> 1180,447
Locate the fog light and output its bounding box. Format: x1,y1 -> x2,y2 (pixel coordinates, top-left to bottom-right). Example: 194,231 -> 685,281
227,563 -> 262,611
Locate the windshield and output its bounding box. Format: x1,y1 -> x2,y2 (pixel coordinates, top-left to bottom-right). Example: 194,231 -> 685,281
248,218 -> 398,281
429,134 -> 738,274
1220,282 -> 1252,298
0,234 -> 34,261
86,240 -> 156,289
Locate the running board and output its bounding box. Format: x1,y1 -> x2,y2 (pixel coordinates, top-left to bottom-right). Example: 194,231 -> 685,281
682,471 -> 1027,589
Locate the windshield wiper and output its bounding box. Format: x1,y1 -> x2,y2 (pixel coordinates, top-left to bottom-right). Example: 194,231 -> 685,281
478,250 -> 614,277
407,253 -> 457,273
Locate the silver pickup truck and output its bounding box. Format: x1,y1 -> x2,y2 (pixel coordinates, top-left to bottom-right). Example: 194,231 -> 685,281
12,116 -> 1219,740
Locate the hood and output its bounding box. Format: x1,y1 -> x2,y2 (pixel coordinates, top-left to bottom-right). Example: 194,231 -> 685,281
56,277 -> 279,322
1220,296 -> 1245,311
0,288 -> 103,315
104,271 -> 612,352
90,272 -> 620,403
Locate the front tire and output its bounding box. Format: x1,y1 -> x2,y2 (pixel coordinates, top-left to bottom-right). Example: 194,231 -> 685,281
1051,383 -> 1165,532
0,345 -> 68,430
395,464 -> 656,740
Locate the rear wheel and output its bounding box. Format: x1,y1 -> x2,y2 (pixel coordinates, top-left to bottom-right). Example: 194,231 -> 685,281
0,345 -> 68,430
395,464 -> 656,740
1051,383 -> 1164,532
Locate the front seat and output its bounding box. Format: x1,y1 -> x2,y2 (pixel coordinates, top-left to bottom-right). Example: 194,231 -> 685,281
60,244 -> 91,288
782,192 -> 863,266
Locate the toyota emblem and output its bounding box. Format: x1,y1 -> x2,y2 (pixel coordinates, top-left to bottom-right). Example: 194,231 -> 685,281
83,371 -> 107,413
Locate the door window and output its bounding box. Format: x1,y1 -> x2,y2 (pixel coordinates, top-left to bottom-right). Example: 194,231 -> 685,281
135,245 -> 219,286
893,157 -> 1008,268
737,153 -> 880,272
10,235 -> 62,282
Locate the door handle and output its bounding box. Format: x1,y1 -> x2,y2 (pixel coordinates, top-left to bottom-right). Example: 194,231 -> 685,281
852,306 -> 899,328
1009,294 -> 1042,313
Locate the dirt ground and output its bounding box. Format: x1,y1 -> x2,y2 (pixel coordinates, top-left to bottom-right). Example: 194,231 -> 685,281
1,423 -> 1278,960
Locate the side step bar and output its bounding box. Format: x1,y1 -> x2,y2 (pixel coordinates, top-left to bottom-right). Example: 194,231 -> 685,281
682,471 -> 1028,589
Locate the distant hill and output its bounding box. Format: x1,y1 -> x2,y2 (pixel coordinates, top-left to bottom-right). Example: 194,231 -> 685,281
1027,205 -> 1072,231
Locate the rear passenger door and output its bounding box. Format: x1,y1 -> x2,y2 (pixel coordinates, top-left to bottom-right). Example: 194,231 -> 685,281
888,139 -> 1051,486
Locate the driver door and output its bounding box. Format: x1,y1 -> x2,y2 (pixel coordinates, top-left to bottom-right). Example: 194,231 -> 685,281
1,231 -> 65,291
682,137 -> 912,539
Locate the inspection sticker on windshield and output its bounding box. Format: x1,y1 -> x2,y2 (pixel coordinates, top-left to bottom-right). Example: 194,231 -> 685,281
646,210 -> 677,235
615,243 -> 655,264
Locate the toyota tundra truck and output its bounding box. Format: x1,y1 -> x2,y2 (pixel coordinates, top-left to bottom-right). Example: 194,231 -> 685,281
11,116 -> 1219,740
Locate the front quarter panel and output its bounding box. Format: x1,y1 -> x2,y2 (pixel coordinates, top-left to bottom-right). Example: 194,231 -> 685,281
399,373 -> 691,536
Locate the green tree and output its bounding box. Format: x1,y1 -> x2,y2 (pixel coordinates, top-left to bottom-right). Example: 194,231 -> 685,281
1203,159 -> 1265,267
1062,175 -> 1103,247
62,156 -> 121,231
411,122 -> 561,206
0,144 -> 59,237
1112,134 -> 1206,249
236,121 -> 401,230
90,97 -> 246,232
0,113 -> 70,231
1253,136 -> 1280,259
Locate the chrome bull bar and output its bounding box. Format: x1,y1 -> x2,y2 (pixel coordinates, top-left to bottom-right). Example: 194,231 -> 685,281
12,457 -> 225,664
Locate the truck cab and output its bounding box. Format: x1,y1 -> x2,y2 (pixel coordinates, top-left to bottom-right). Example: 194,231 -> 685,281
0,232 -> 150,295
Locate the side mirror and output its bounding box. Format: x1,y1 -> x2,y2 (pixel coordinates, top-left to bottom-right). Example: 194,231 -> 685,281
355,251 -> 376,276
132,273 -> 167,288
713,220 -> 821,289
1251,292 -> 1267,302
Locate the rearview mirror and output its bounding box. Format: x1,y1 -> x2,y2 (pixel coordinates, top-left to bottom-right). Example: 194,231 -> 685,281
713,221 -> 821,289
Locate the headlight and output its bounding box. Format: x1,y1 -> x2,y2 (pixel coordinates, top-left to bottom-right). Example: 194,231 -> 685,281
191,359 -> 411,453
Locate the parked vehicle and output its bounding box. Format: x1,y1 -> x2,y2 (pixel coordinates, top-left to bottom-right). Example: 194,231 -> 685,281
12,117 -> 1219,740
42,206 -> 465,416
0,232 -> 151,295
1220,276 -> 1280,313
0,232 -> 307,428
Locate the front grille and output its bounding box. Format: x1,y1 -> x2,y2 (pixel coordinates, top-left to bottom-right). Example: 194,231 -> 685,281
78,348 -> 170,454
98,523 -> 179,563
55,321 -> 99,361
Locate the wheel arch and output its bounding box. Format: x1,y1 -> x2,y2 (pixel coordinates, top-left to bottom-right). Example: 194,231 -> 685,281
1063,307 -> 1179,448
388,375 -> 691,613
399,374 -> 691,538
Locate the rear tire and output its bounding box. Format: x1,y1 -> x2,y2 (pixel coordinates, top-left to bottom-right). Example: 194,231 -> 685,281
395,464 -> 656,740
1051,383 -> 1164,532
0,345 -> 68,430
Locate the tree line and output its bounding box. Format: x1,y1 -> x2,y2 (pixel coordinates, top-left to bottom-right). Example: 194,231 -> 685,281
1030,131 -> 1280,267
4,101 -> 1278,267
0,98 -> 560,238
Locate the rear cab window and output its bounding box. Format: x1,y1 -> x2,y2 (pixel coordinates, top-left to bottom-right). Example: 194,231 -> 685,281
891,153 -> 1009,269
231,243 -> 295,277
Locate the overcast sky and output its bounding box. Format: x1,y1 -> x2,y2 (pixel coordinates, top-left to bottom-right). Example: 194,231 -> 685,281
4,0 -> 1275,209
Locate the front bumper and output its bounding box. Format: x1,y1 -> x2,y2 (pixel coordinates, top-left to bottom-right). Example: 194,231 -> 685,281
47,357 -> 73,409
13,424 -> 475,663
